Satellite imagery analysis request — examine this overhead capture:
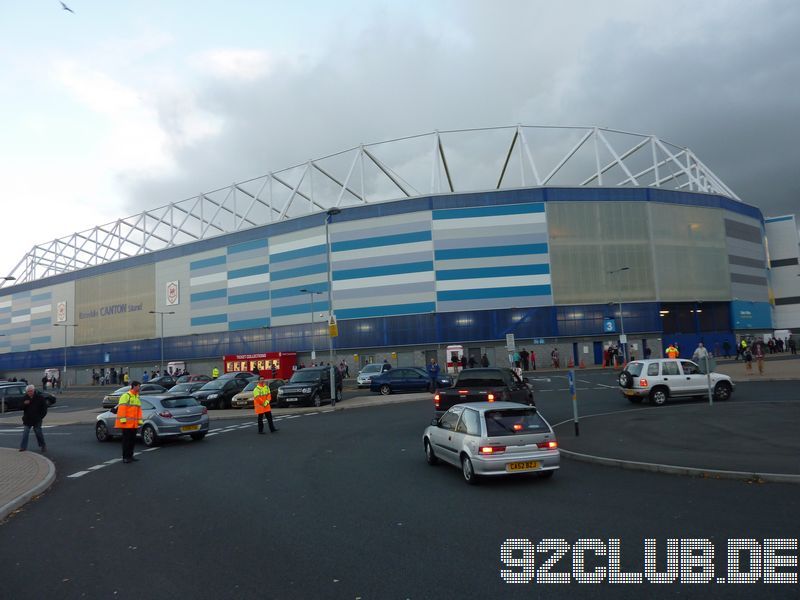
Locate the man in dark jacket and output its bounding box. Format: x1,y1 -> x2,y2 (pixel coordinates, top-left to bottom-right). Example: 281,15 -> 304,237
19,384 -> 48,452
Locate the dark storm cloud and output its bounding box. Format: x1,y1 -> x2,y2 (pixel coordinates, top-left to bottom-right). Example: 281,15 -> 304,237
122,0 -> 800,223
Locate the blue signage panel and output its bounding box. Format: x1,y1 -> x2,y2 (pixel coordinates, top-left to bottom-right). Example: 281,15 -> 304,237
730,301 -> 773,330
603,318 -> 617,333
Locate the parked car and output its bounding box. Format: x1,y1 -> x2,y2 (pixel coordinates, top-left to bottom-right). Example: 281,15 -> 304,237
149,375 -> 178,389
217,371 -> 256,382
95,394 -> 209,447
0,382 -> 56,411
618,358 -> 734,405
422,402 -> 559,484
192,377 -> 248,409
231,379 -> 286,409
356,363 -> 393,388
176,374 -> 212,384
369,367 -> 452,395
433,368 -> 534,417
101,384 -> 167,409
275,366 -> 343,407
167,382 -> 207,395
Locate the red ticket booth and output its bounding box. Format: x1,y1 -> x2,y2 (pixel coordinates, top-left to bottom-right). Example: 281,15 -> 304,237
223,352 -> 297,380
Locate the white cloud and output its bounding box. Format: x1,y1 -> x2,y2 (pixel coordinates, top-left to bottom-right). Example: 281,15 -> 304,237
194,48 -> 277,81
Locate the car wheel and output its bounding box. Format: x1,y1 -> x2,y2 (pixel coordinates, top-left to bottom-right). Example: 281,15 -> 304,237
714,381 -> 732,401
95,421 -> 113,442
461,455 -> 478,485
424,439 -> 438,465
312,393 -> 321,408
141,425 -> 158,447
379,384 -> 391,396
618,371 -> 632,388
190,432 -> 206,441
650,388 -> 668,406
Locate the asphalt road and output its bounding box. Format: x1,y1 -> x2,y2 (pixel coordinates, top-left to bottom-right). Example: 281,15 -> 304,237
0,375 -> 798,599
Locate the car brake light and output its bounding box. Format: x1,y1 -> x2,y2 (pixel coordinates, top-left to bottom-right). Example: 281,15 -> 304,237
434,394 -> 440,409
479,445 -> 506,454
458,390 -> 469,394
158,410 -> 173,418
512,423 -> 523,431
639,378 -> 648,388
487,393 -> 495,402
537,441 -> 558,449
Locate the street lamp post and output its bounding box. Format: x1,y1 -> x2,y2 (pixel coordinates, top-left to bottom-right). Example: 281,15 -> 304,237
299,288 -> 323,362
326,207 -> 341,405
608,267 -> 631,365
149,310 -> 175,376
53,323 -> 78,391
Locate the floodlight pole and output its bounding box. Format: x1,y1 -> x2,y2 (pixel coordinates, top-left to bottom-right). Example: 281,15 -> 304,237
608,267 -> 631,364
326,208 -> 341,406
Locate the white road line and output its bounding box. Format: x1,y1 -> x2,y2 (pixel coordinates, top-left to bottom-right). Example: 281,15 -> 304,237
104,458 -> 122,464
285,415 -> 301,419
143,447 -> 160,452
67,471 -> 90,478
49,405 -> 70,409
206,433 -> 219,436
237,424 -> 250,429
133,451 -> 143,456
306,412 -> 319,415
88,464 -> 107,471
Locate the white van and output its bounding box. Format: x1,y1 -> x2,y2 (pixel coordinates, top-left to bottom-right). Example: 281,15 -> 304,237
167,361 -> 186,376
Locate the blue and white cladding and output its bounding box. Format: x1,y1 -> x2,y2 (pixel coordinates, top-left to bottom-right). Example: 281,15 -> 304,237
432,203 -> 552,312
268,228 -> 329,326
226,238 -> 269,331
331,213 -> 436,319
189,252 -> 228,329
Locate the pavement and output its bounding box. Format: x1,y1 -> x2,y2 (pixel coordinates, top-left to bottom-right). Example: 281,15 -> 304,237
2,355 -> 798,522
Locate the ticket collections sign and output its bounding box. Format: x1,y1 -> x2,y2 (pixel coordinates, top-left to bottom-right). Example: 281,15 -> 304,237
223,352 -> 297,379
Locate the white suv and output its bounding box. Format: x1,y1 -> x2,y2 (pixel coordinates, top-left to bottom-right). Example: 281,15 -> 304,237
618,359 -> 734,405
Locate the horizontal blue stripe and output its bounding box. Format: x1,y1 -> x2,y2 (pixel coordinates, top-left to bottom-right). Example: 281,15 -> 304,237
437,285 -> 552,301
229,317 -> 270,331
271,284 -> 328,299
764,216 -> 793,223
4,327 -> 30,335
436,264 -> 550,280
270,262 -> 328,281
30,317 -> 51,326
334,261 -> 433,281
0,306 -> 11,313
228,291 -> 269,305
11,309 -> 28,317
435,243 -> 549,260
0,318 -> 10,325
270,244 -> 327,263
31,292 -> 51,302
11,345 -> 29,353
228,238 -> 268,254
190,289 -> 227,302
190,255 -> 226,271
433,202 -> 544,220
30,336 -> 51,344
191,314 -> 227,326
228,264 -> 269,279
336,302 -> 436,319
332,230 -> 431,252
271,300 -> 330,317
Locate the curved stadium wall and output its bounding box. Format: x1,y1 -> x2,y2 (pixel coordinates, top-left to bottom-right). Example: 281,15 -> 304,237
0,186 -> 772,375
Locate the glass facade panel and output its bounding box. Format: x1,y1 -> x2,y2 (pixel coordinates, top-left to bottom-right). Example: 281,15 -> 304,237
548,202 -> 656,304
650,204 -> 730,301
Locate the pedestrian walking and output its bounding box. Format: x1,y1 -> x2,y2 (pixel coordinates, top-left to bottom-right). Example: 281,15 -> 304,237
480,353 -> 489,367
254,377 -> 278,434
692,342 -> 709,371
468,355 -> 477,369
551,347 -> 560,369
116,381 -> 143,463
753,341 -> 765,375
519,348 -> 530,371
723,340 -> 731,359
427,357 -> 440,388
744,346 -> 753,372
789,338 -> 797,355
41,374 -> 48,390
665,343 -> 679,359
19,384 -> 48,453
212,366 -> 220,379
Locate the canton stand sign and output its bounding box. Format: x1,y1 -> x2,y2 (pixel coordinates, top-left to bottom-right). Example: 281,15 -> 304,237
166,281 -> 180,306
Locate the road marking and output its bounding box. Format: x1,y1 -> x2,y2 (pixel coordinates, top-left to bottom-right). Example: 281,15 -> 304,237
67,471 -> 90,478
104,458 -> 122,464
143,447 -> 160,452
596,383 -> 617,389
88,464 -> 107,471
306,412 -> 319,415
49,405 -> 70,409
285,415 -> 301,419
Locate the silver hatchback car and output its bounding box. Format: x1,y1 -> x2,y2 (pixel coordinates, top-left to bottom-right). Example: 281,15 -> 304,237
95,394 -> 210,447
423,402 -> 560,485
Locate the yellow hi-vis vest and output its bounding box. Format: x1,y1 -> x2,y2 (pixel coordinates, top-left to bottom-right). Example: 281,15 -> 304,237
254,384 -> 272,414
115,391 -> 143,429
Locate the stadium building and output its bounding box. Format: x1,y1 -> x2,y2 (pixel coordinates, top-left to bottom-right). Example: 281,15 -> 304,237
0,126 -> 783,384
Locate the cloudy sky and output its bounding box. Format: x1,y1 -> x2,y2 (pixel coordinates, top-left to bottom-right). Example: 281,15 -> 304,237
2,0 -> 798,282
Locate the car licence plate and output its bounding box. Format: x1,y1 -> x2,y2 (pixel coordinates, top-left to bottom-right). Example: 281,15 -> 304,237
180,424 -> 201,432
506,460 -> 541,472
624,389 -> 635,396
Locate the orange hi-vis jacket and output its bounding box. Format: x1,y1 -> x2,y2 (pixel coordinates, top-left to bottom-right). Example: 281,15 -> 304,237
115,390 -> 143,429
253,384 -> 272,414
666,345 -> 679,359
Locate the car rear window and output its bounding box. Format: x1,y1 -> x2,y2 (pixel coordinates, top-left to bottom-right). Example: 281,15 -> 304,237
484,409 -> 549,436
626,362 -> 644,377
456,369 -> 506,387
161,396 -> 200,408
